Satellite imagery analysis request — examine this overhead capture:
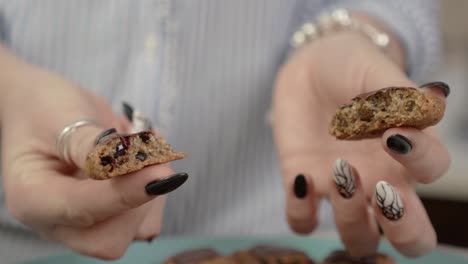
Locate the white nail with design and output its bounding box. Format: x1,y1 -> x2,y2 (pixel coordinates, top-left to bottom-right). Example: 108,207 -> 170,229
375,181 -> 404,221
332,158 -> 356,199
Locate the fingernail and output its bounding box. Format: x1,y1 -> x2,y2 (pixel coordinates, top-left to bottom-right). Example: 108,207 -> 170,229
420,81 -> 450,97
132,111 -> 152,132
294,174 -> 307,199
386,134 -> 412,154
375,181 -> 404,221
94,128 -> 117,145
122,102 -> 134,121
332,159 -> 356,199
145,173 -> 188,196
147,237 -> 154,243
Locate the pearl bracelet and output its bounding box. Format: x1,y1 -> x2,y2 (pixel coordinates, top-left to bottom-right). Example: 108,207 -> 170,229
290,9 -> 390,52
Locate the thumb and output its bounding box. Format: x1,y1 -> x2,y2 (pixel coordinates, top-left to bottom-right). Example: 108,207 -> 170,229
56,103 -> 187,226
361,56 -> 415,92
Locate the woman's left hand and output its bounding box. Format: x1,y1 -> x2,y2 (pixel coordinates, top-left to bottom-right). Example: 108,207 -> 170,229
272,30 -> 450,258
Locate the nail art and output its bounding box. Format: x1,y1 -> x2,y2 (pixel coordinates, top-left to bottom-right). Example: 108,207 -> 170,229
387,134 -> 412,154
94,128 -> 117,145
145,173 -> 188,196
420,81 -> 450,97
294,174 -> 307,199
131,111 -> 152,132
122,102 -> 153,132
122,102 -> 134,122
375,181 -> 404,221
332,159 -> 356,199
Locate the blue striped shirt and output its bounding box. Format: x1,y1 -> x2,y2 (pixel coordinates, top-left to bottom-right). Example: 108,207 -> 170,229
0,0 -> 440,236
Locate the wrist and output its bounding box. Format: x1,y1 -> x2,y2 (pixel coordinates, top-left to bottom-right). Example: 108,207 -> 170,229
351,12 -> 406,72
289,10 -> 407,73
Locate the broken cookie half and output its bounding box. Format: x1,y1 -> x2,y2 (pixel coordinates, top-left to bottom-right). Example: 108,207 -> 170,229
85,130 -> 185,180
329,87 -> 445,140
85,103 -> 185,180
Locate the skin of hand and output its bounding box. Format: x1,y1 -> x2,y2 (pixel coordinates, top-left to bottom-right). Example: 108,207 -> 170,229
0,45 -> 187,260
272,28 -> 450,257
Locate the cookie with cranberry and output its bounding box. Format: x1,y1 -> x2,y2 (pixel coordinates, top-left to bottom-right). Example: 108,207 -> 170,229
85,129 -> 185,180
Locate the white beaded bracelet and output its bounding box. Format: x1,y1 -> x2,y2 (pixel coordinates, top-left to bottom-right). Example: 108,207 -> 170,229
266,9 -> 393,126
290,9 -> 390,52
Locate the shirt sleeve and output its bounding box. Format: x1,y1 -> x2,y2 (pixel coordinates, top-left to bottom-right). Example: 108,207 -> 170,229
310,0 -> 442,81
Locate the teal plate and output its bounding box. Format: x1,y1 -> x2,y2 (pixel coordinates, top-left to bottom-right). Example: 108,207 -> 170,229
20,236 -> 468,264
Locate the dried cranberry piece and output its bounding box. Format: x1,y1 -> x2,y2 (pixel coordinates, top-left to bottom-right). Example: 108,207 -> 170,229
135,152 -> 147,161
100,156 -> 114,166
118,135 -> 130,148
139,132 -> 151,144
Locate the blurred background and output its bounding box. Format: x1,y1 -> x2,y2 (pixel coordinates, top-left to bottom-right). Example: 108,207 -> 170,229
416,0 -> 468,249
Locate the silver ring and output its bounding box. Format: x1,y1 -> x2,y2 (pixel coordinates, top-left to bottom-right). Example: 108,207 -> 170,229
56,119 -> 99,167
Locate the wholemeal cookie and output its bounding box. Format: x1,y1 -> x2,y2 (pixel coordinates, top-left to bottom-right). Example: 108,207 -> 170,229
321,250 -> 396,264
163,245 -> 315,264
230,251 -> 263,263
163,248 -> 222,264
230,245 -> 314,264
200,257 -> 238,264
85,129 -> 185,180
329,87 -> 445,140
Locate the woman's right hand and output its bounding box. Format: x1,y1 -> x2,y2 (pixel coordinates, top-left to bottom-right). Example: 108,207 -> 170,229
0,47 -> 187,260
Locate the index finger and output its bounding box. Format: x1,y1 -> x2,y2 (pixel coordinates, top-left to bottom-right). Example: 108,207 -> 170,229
61,168 -> 187,227
11,165 -> 187,229
55,114 -> 187,226
381,127 -> 450,184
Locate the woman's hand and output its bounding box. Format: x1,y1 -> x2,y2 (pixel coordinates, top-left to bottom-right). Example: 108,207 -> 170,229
273,32 -> 450,257
0,49 -> 187,260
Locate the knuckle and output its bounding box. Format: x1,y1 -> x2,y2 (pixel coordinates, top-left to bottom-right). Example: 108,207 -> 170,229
5,201 -> 26,223
118,192 -> 142,209
4,193 -> 29,224
63,207 -> 94,227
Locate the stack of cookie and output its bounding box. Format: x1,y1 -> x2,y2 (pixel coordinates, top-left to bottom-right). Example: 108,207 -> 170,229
163,245 -> 396,264
163,245 -> 312,263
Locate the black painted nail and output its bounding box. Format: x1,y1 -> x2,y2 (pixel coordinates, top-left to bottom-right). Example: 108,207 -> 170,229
122,102 -> 134,122
420,81 -> 450,97
145,173 -> 188,196
387,134 -> 412,154
94,128 -> 117,145
294,174 -> 307,199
